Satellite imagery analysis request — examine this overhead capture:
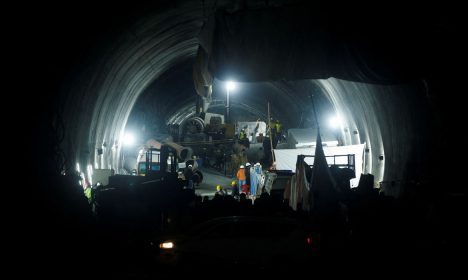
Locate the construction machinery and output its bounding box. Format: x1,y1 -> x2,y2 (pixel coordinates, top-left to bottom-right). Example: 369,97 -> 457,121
135,139 -> 203,184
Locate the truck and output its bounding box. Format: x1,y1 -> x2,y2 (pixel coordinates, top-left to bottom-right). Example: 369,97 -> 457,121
135,139 -> 203,183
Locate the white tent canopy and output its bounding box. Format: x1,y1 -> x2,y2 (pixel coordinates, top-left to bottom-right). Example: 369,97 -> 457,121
274,143 -> 365,188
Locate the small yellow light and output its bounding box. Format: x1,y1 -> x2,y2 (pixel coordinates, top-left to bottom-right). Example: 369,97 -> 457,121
160,242 -> 174,249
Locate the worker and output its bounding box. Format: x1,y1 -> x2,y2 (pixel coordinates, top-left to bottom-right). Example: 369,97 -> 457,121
239,128 -> 247,140
213,145 -> 224,171
275,119 -> 282,143
83,179 -> 92,204
231,180 -> 239,197
184,164 -> 194,189
251,162 -> 263,197
236,165 -> 246,189
245,162 -> 252,189
256,132 -> 264,144
215,185 -> 226,196
239,128 -> 251,149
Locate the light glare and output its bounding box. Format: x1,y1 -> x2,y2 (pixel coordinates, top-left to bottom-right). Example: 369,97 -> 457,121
329,116 -> 342,129
226,81 -> 236,91
123,133 -> 135,146
160,242 -> 174,249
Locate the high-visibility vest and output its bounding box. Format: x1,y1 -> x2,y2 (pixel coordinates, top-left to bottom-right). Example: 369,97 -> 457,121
84,187 -> 92,203
275,122 -> 282,133
237,168 -> 246,180
239,131 -> 246,139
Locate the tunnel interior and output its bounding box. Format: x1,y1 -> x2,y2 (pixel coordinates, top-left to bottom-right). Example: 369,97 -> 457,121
25,0 -> 466,276
51,0 -> 448,188
28,1 -> 461,199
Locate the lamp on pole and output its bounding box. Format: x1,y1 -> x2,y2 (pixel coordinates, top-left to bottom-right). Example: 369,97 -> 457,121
225,81 -> 236,123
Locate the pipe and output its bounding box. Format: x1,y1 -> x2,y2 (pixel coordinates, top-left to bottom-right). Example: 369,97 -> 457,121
164,141 -> 193,162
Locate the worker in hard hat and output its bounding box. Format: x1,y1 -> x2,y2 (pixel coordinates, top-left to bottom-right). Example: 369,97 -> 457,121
239,128 -> 250,149
215,185 -> 226,196
236,165 -> 246,190
184,164 -> 194,189
239,128 -> 247,140
231,179 -> 239,197
245,162 -> 252,190
275,119 -> 282,143
250,162 -> 262,197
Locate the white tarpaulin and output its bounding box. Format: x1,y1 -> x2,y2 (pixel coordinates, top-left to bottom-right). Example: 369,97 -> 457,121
237,121 -> 267,142
274,143 -> 365,187
287,128 -> 338,148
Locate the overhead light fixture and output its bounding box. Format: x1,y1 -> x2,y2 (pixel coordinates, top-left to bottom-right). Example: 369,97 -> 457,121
123,133 -> 135,146
226,81 -> 236,91
328,115 -> 342,129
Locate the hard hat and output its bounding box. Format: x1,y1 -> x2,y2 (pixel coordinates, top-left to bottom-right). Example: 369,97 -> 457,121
240,165 -> 244,168
188,164 -> 192,167
216,185 -> 222,191
245,162 -> 251,167
231,180 -> 237,185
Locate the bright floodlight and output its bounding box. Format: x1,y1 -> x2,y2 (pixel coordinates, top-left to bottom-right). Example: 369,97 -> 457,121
226,81 -> 236,91
329,116 -> 342,129
123,133 -> 135,146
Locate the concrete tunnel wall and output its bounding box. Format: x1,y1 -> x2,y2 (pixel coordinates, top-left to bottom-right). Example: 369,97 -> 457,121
59,3 -> 205,173
317,79 -> 431,187
58,1 -> 437,189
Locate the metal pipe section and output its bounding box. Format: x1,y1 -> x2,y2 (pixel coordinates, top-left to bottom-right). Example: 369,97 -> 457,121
163,141 -> 193,162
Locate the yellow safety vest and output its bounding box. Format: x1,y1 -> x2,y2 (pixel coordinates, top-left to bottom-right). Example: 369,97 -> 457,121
240,131 -> 246,139
275,123 -> 282,133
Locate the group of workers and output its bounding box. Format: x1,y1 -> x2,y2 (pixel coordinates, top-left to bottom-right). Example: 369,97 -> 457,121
211,117 -> 283,197
233,117 -> 283,172
216,162 -> 264,199
235,162 -> 264,198
238,118 -> 282,144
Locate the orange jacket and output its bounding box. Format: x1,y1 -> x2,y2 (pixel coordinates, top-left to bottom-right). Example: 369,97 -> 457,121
236,168 -> 246,180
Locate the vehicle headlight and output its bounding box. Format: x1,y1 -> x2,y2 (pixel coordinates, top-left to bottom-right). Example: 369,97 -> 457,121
159,241 -> 174,249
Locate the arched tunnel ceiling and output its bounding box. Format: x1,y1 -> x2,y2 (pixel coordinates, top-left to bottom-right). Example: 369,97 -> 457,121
128,61 -> 334,134
33,0 -> 463,188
